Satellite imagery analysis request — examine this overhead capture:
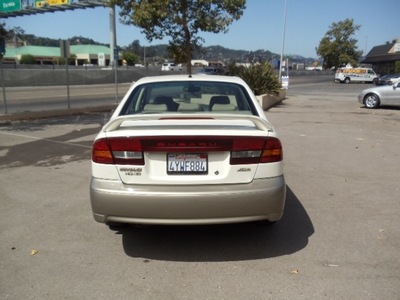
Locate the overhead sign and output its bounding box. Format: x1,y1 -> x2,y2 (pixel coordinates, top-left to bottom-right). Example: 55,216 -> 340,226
0,0 -> 22,12
113,48 -> 119,60
1,0 -> 106,17
35,0 -> 70,8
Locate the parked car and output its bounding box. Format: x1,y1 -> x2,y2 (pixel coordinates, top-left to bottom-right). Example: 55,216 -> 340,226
358,81 -> 400,108
90,75 -> 286,226
374,73 -> 400,86
197,66 -> 226,75
161,63 -> 182,71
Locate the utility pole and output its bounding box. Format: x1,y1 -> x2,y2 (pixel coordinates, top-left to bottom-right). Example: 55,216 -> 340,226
110,5 -> 119,103
109,5 -> 117,67
278,0 -> 288,83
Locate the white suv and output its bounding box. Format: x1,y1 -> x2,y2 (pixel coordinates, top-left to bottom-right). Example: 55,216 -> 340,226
161,63 -> 182,71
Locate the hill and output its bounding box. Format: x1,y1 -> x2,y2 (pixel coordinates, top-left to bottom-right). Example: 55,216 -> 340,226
16,33 -> 317,65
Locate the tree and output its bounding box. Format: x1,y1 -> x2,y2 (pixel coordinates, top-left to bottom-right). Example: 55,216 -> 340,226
316,18 -> 363,70
123,51 -> 139,66
111,0 -> 246,74
0,23 -> 8,58
20,54 -> 36,64
128,39 -> 142,56
9,26 -> 25,40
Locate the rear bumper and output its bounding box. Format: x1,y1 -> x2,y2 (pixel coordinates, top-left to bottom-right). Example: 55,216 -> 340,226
90,176 -> 286,225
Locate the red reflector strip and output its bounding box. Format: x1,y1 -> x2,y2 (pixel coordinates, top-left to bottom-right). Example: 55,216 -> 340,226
109,138 -> 142,152
141,137 -> 232,152
232,137 -> 266,150
92,136 -> 282,165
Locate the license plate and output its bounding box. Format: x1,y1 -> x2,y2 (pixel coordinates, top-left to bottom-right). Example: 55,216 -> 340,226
167,153 -> 208,175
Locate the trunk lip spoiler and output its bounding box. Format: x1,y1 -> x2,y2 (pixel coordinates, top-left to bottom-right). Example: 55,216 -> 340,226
103,114 -> 274,133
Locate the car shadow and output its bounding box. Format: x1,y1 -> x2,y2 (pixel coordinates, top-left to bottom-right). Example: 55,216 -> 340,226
378,105 -> 400,111
359,105 -> 400,111
115,185 -> 314,262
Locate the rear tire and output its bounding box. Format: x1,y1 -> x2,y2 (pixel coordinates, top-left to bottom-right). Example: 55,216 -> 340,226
364,94 -> 380,109
344,77 -> 351,84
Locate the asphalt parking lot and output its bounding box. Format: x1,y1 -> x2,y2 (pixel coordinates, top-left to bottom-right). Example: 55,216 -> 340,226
1,80 -> 399,299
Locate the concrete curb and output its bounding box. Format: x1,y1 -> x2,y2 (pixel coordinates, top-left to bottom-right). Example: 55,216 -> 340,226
256,90 -> 287,110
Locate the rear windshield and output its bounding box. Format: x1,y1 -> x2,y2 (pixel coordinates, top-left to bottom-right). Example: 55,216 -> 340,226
119,81 -> 258,116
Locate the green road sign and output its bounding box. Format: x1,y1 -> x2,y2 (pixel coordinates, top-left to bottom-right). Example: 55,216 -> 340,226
0,0 -> 22,12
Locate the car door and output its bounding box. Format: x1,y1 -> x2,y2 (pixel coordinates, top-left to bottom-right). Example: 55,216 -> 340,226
385,82 -> 400,105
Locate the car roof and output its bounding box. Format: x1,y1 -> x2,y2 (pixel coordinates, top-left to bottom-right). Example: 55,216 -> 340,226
133,74 -> 247,85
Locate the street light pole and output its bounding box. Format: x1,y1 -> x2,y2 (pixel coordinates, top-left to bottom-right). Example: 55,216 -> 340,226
355,34 -> 368,56
110,6 -> 116,67
110,5 -> 119,103
362,35 -> 368,56
278,0 -> 288,82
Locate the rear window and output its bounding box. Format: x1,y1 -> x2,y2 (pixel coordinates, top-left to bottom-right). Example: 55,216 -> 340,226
119,81 -> 257,116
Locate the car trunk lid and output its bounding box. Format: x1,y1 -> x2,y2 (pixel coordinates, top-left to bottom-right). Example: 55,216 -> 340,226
93,115 -> 281,185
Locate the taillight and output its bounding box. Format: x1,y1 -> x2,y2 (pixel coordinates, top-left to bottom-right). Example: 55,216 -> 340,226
92,138 -> 144,165
230,137 -> 282,165
260,137 -> 283,163
92,139 -> 114,164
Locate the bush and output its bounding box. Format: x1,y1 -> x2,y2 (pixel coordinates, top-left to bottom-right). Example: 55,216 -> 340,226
395,61 -> 400,73
123,51 -> 139,66
52,54 -> 76,65
53,57 -> 66,65
227,62 -> 281,96
19,54 -> 36,64
68,54 -> 77,65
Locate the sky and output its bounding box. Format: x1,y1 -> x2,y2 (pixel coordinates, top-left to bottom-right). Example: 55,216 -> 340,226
3,0 -> 400,58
